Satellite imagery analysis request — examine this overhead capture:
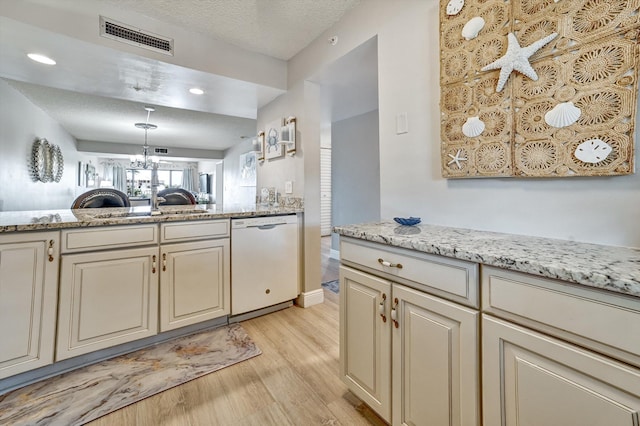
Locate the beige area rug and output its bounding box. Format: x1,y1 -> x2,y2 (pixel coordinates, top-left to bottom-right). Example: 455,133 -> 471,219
0,323 -> 261,425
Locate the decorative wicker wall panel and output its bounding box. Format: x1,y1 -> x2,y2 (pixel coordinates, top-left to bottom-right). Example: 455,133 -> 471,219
440,0 -> 640,178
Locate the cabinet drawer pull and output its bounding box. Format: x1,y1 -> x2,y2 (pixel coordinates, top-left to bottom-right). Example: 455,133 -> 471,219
162,253 -> 167,271
379,293 -> 387,323
378,258 -> 403,269
47,240 -> 55,262
391,298 -> 399,328
152,255 -> 157,274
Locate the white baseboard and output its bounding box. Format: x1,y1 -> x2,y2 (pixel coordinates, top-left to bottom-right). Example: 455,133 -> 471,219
296,289 -> 324,308
330,249 -> 340,260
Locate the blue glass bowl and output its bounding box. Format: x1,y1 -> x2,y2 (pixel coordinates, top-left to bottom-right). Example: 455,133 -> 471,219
393,217 -> 421,226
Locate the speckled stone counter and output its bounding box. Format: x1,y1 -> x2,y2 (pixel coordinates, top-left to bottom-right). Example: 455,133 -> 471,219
0,204 -> 303,233
334,222 -> 640,298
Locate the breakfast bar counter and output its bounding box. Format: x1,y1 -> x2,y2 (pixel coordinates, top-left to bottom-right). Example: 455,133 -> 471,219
0,203 -> 303,233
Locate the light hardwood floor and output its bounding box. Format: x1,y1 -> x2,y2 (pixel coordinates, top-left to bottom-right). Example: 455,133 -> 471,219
88,237 -> 381,426
88,290 -> 385,426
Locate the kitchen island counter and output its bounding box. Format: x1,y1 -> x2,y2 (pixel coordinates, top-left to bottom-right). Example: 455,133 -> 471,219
0,204 -> 303,233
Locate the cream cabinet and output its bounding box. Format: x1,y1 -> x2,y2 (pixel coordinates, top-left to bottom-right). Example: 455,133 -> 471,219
483,316 -> 640,426
340,237 -> 480,425
340,266 -> 392,420
57,225 -> 159,360
159,220 -> 230,331
0,232 -> 59,379
482,266 -> 640,426
392,284 -> 478,426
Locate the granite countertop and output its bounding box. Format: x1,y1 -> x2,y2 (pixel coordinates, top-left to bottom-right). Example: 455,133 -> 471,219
334,222 -> 640,299
0,204 -> 303,233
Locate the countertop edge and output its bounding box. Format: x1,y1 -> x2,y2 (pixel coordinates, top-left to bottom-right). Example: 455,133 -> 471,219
0,206 -> 304,233
334,223 -> 640,299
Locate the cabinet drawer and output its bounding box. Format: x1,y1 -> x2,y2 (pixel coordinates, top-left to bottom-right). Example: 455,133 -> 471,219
340,237 -> 479,308
482,266 -> 640,368
160,219 -> 229,243
61,225 -> 158,253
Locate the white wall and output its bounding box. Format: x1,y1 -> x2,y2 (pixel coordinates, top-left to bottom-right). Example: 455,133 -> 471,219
331,110 -> 381,249
281,0 -> 640,248
256,86 -> 305,197
0,79 -> 89,211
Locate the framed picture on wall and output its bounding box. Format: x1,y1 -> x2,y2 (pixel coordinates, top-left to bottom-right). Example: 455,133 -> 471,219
85,163 -> 96,187
239,151 -> 256,186
264,118 -> 283,160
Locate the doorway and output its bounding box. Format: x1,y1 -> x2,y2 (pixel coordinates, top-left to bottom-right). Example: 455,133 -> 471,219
314,36 -> 381,263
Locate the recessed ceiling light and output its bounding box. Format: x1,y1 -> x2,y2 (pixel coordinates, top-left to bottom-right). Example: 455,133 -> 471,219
189,88 -> 204,95
27,53 -> 56,65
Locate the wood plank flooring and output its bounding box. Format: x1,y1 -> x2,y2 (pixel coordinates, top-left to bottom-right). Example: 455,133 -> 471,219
87,236 -> 373,425
88,291 -> 385,426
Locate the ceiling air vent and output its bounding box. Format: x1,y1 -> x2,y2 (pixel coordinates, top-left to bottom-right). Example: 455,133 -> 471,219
154,148 -> 169,154
100,16 -> 173,56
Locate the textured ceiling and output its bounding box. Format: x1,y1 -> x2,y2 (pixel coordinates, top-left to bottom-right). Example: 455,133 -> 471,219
1,0 -> 367,155
6,79 -> 256,151
97,0 -> 361,60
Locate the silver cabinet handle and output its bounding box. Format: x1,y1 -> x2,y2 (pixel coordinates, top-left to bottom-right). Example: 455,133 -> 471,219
48,240 -> 55,262
391,298 -> 399,328
379,293 -> 387,323
378,258 -> 403,269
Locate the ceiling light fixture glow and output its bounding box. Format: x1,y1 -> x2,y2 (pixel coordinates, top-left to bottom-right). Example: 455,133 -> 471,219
189,88 -> 204,95
27,53 -> 56,65
132,106 -> 158,169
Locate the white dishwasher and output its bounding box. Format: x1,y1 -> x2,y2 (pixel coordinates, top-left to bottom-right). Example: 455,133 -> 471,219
231,215 -> 299,315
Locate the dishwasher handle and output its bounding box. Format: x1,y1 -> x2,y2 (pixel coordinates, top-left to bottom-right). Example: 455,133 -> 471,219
256,224 -> 277,230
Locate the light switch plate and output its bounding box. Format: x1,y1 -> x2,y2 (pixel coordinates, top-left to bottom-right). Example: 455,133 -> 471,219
285,181 -> 293,194
396,112 -> 408,134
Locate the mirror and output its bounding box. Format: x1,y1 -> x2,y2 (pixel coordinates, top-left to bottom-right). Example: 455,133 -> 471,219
0,9 -> 283,211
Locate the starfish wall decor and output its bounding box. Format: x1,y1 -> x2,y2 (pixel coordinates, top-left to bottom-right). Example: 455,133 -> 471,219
439,0 -> 638,179
447,149 -> 467,169
481,32 -> 558,93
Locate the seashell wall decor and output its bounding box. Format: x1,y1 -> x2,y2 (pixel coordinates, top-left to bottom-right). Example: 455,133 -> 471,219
462,116 -> 485,137
439,0 -> 638,178
544,102 -> 582,128
461,17 -> 485,40
574,139 -> 613,164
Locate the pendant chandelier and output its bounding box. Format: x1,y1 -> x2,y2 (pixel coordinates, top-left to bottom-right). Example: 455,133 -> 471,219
130,106 -> 158,169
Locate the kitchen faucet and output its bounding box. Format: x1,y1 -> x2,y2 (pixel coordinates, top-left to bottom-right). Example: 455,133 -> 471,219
150,162 -> 165,214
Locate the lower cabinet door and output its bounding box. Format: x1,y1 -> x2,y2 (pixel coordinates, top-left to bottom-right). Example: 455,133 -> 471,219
340,266 -> 392,422
0,232 -> 59,379
483,315 -> 640,426
392,284 -> 479,426
160,239 -> 230,331
57,247 -> 159,360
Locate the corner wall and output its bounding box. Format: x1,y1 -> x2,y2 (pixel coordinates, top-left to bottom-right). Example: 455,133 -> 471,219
285,0 -> 640,248
331,109 -> 381,250
0,79 -> 88,211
